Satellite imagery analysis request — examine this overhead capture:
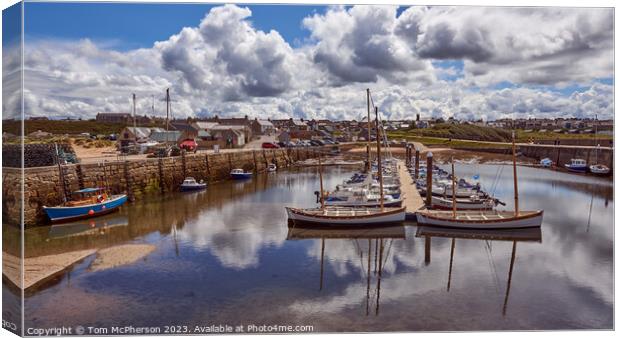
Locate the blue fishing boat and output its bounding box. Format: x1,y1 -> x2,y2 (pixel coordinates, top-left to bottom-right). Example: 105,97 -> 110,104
564,158 -> 587,173
230,168 -> 253,180
43,188 -> 128,223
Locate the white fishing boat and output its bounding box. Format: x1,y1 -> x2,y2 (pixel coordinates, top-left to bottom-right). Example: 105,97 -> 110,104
180,177 -> 207,191
416,133 -> 543,229
325,189 -> 403,208
286,95 -> 405,226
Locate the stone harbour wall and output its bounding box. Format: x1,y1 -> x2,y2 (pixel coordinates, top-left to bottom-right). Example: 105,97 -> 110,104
3,147 -> 321,227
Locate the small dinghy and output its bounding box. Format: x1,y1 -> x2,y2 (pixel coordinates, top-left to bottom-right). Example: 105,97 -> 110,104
540,158 -> 553,168
589,164 -> 611,176
230,168 -> 253,180
267,163 -> 277,172
180,177 -> 207,192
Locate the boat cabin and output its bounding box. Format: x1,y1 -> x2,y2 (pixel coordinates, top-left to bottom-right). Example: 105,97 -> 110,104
66,188 -> 108,207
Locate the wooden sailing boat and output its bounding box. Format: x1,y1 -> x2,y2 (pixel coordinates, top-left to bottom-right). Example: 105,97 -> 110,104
416,133 -> 543,229
589,115 -> 611,176
286,105 -> 406,226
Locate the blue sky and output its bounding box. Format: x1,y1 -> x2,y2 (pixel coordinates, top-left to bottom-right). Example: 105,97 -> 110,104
4,3 -> 613,121
24,2 -> 328,50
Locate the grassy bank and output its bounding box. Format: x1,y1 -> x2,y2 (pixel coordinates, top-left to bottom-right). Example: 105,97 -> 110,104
390,123 -> 612,145
389,134 -> 512,150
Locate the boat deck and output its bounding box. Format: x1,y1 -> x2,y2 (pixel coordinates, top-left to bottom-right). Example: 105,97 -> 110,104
418,210 -> 541,221
295,206 -> 403,217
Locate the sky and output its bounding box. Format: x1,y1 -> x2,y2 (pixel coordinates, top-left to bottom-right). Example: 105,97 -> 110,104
2,2 -> 614,121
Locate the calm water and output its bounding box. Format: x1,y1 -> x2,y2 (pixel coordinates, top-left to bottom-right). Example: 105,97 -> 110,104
4,164 -> 614,332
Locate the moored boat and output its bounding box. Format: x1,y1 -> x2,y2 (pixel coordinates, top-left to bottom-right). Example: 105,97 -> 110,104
415,132 -> 543,230
564,159 -> 587,173
286,206 -> 406,226
589,164 -> 611,176
267,163 -> 277,172
230,168 -> 253,179
43,188 -> 128,223
180,177 -> 207,191
540,158 -> 553,168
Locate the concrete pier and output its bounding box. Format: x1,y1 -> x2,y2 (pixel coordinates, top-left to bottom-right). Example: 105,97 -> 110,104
397,160 -> 424,220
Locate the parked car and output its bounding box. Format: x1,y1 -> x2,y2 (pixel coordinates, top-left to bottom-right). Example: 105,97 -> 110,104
262,142 -> 280,149
277,142 -> 287,148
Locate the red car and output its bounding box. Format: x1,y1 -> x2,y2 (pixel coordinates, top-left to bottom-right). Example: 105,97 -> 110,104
262,142 -> 280,149
179,139 -> 198,152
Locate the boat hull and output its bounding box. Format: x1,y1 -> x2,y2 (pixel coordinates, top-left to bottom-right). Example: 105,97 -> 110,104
43,195 -> 128,223
564,164 -> 587,173
230,173 -> 253,180
416,210 -> 543,229
286,207 -> 406,226
180,184 -> 207,192
589,165 -> 611,175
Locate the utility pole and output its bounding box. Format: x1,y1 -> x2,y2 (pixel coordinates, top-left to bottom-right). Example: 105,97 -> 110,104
166,88 -> 170,146
132,93 -> 137,151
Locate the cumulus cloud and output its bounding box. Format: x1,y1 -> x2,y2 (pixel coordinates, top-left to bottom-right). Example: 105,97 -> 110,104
4,4 -> 613,121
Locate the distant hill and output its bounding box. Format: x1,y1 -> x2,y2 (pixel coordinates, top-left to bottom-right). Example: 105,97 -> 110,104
3,120 -> 128,136
404,123 -> 513,142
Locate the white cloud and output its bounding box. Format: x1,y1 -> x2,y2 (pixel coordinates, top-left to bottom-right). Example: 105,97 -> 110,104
5,5 -> 613,121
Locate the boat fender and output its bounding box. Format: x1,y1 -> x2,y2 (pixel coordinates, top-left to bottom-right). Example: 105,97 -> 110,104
88,209 -> 95,215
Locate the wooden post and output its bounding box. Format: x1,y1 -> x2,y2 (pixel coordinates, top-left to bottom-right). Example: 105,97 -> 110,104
425,152 -> 433,207
451,159 -> 457,219
366,88 -> 372,172
205,154 -> 211,179
252,150 -> 258,173
424,235 -> 431,266
318,153 -> 325,209
511,133 -> 519,216
414,149 -> 420,179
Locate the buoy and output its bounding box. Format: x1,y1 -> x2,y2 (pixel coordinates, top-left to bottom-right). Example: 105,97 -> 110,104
88,209 -> 95,215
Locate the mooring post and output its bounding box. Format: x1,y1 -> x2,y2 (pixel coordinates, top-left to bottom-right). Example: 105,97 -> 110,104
205,154 -> 211,180
424,235 -> 431,266
425,152 -> 433,207
414,149 -> 420,179
252,150 -> 258,173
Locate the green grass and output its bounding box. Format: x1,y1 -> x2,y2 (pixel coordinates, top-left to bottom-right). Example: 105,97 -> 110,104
390,134 -> 511,150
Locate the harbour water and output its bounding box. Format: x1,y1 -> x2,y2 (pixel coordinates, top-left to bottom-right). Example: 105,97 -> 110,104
4,164 -> 613,331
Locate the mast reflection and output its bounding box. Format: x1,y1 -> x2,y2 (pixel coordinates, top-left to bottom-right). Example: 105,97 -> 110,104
287,224 -> 405,316
416,226 -> 542,316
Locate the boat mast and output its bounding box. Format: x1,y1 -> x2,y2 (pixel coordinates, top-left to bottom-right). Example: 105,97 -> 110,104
451,158 -> 457,219
318,152 -> 325,210
366,88 -> 372,172
594,114 -> 598,164
375,107 -> 385,211
512,131 -> 519,216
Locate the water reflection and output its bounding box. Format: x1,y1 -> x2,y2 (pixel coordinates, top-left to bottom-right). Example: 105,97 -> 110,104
416,226 -> 542,316
1,164 -> 612,331
288,225 -> 406,316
